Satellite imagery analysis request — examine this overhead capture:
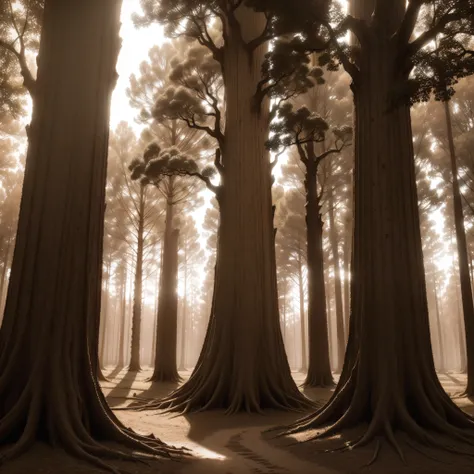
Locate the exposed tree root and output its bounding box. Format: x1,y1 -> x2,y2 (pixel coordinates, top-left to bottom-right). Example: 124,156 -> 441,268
126,367 -> 316,414
277,360 -> 474,468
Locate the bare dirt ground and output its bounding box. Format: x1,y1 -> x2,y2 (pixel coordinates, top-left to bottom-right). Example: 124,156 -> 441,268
3,369 -> 474,474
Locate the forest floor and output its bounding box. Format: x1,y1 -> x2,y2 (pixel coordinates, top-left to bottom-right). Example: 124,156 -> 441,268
3,369 -> 474,474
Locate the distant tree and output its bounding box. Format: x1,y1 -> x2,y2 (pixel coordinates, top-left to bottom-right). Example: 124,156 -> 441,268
0,0 -> 43,114
177,216 -> 205,370
0,0 -> 181,468
130,144 -> 210,382
0,174 -> 21,315
275,190 -> 309,372
268,100 -> 351,387
0,116 -> 23,313
107,122 -> 163,372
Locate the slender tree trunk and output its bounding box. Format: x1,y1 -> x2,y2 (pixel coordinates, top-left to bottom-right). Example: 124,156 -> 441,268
129,185 -> 145,371
326,288 -> 334,370
297,252 -> 307,372
342,214 -> 352,342
179,236 -> 188,371
444,100 -> 474,391
99,257 -> 110,368
288,1 -> 474,450
457,280 -> 467,373
304,153 -> 333,386
433,278 -> 445,373
152,197 -> 180,381
0,0 -> 179,467
116,265 -> 127,368
282,277 -> 287,341
328,180 -> 345,372
156,6 -> 310,412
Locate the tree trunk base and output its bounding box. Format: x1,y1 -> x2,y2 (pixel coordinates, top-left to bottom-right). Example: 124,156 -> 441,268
127,363 -> 141,373
136,364 -> 315,414
0,375 -> 187,473
303,372 -> 335,388
280,360 -> 474,464
148,369 -> 181,384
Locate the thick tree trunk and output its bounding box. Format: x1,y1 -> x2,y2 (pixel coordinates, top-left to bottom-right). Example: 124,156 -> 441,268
152,199 -> 180,381
297,252 -> 307,372
154,6 -> 310,412
304,156 -> 333,387
129,185 -> 145,372
444,100 -> 474,391
0,0 -> 179,469
287,1 -> 474,455
328,181 -> 345,372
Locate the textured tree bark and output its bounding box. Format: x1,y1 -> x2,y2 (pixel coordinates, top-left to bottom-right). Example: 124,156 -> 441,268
285,0 -> 474,456
327,181 -> 346,372
0,0 -> 181,469
444,100 -> 474,393
297,251 -> 307,372
128,185 -> 145,372
153,6 -> 310,413
304,152 -> 333,387
152,206 -> 180,382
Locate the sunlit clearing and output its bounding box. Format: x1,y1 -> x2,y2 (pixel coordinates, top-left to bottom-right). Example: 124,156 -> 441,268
192,446 -> 227,461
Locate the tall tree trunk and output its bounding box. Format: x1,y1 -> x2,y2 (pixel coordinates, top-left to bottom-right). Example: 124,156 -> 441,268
444,100 -> 474,390
326,287 -> 334,371
342,214 -> 352,341
433,278 -> 445,373
129,185 -> 145,371
457,279 -> 467,373
156,6 -> 309,412
288,0 -> 474,450
304,152 -> 333,386
99,257 -> 110,368
0,0 -> 179,467
179,235 -> 188,371
297,251 -> 307,372
152,197 -> 180,381
327,178 -> 345,372
116,264 -> 127,368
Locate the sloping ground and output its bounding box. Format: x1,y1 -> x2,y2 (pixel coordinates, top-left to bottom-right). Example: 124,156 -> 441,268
3,370 -> 474,473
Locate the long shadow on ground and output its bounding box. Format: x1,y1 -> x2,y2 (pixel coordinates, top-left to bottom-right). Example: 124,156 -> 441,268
106,370 -> 140,408
104,365 -> 125,381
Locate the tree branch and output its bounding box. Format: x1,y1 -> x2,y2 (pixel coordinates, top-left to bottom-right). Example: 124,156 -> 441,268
407,5 -> 473,57
395,0 -> 424,48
